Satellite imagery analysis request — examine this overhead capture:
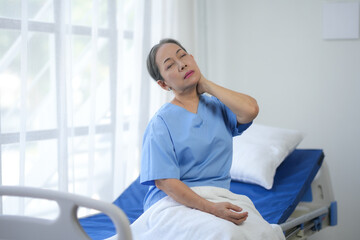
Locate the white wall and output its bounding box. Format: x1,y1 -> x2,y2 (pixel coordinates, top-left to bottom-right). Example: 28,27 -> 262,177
204,0 -> 360,239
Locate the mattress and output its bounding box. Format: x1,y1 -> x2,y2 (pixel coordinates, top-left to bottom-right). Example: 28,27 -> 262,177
230,149 -> 324,224
79,178 -> 148,239
79,149 -> 324,239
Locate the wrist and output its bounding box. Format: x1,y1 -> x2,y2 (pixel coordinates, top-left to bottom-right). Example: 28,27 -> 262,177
201,200 -> 215,214
202,80 -> 216,96
198,77 -> 213,95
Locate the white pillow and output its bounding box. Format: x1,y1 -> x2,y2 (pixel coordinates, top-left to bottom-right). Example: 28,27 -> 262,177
230,124 -> 304,189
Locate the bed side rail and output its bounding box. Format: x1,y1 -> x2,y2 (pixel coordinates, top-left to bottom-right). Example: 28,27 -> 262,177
0,186 -> 132,240
280,159 -> 338,239
280,201 -> 337,240
280,206 -> 328,232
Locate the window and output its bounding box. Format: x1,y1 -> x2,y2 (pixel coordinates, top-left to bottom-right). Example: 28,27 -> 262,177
0,0 -> 138,218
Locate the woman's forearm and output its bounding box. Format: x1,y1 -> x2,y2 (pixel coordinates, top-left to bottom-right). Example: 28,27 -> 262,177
198,77 -> 259,124
155,178 -> 213,213
155,178 -> 248,225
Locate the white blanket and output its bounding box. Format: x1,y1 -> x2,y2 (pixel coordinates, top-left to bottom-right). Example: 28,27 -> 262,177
107,186 -> 285,240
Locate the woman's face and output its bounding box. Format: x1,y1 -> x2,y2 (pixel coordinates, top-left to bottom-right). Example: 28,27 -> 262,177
155,43 -> 201,94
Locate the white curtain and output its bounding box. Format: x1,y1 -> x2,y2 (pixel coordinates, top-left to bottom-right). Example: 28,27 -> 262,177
0,0 -> 135,217
112,0 -> 210,197
0,0 -> 207,218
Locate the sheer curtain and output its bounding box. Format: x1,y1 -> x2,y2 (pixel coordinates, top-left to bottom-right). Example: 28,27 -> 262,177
138,0 -> 208,124
0,0 -> 138,217
113,0 -> 209,197
0,0 -> 207,218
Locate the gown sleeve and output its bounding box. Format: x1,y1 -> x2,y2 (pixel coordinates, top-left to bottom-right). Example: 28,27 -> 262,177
140,115 -> 180,186
211,96 -> 252,137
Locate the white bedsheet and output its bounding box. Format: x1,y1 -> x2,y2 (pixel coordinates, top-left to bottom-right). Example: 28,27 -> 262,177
107,186 -> 285,240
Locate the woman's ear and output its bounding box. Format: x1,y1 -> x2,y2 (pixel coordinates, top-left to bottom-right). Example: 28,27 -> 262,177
156,80 -> 171,91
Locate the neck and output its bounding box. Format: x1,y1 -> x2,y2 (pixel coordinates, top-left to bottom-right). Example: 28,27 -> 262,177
171,89 -> 200,114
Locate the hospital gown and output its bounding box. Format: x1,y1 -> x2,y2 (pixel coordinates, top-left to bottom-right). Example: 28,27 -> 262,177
123,94 -> 285,240
140,94 -> 252,210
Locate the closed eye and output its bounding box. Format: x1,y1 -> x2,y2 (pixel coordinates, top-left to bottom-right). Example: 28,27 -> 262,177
166,63 -> 174,70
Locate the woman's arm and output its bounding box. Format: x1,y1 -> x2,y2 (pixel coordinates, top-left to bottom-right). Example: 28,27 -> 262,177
197,75 -> 259,124
155,178 -> 248,225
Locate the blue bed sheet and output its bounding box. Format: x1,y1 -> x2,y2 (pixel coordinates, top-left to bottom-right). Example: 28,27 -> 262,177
230,149 -> 323,224
80,149 -> 324,239
79,178 -> 148,239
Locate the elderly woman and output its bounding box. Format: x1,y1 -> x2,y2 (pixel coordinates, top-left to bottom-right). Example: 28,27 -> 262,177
129,39 -> 284,240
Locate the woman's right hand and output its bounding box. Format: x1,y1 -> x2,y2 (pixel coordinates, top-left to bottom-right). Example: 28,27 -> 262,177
209,202 -> 248,225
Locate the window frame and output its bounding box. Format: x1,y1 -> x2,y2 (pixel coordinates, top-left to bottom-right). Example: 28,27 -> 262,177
0,0 -> 134,215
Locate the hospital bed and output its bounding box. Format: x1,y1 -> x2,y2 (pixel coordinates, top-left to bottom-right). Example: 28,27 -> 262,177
0,149 -> 337,240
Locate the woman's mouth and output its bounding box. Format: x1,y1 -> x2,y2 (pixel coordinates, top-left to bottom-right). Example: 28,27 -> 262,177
184,70 -> 194,79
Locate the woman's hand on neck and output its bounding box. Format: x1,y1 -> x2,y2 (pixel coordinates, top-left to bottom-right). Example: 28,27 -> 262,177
196,74 -> 210,95
170,74 -> 211,113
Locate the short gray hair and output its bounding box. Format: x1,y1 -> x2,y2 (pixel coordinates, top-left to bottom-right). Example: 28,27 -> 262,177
146,38 -> 187,81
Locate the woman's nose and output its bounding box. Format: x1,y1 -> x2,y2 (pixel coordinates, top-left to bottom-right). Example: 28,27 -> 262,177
178,61 -> 187,71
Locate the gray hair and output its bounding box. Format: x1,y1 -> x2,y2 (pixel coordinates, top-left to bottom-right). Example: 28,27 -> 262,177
146,38 -> 187,81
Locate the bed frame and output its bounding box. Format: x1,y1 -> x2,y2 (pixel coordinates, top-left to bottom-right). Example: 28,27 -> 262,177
0,186 -> 132,240
280,161 -> 337,239
0,149 -> 337,240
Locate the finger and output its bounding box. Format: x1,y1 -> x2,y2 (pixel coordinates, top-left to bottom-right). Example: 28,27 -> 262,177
228,210 -> 248,220
236,215 -> 248,225
232,213 -> 248,225
228,203 -> 242,212
228,215 -> 248,225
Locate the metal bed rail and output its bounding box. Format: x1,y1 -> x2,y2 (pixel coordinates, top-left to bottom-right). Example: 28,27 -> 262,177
280,201 -> 337,240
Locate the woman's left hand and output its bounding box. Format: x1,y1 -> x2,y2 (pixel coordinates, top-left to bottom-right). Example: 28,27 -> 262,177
197,75 -> 258,124
196,74 -> 209,95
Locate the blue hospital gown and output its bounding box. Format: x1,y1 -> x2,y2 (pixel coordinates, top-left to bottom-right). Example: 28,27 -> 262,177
140,94 -> 252,211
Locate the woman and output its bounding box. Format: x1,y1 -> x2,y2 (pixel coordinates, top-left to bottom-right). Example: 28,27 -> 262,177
129,39 -> 284,240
